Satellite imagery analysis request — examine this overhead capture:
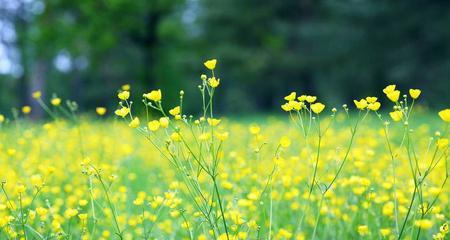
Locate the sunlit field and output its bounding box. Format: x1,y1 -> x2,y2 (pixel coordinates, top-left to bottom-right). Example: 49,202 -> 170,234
0,60 -> 449,240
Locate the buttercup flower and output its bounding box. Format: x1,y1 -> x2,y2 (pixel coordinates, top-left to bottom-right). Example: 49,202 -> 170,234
96,107 -> 107,116
22,106 -> 31,114
389,110 -> 403,122
310,102 -> 325,114
32,91 -> 42,99
386,90 -> 400,102
284,92 -> 296,101
129,117 -> 140,128
148,120 -> 160,132
353,99 -> 368,110
383,84 -> 396,94
169,106 -> 181,116
368,102 -> 381,111
409,89 -> 421,99
114,107 -> 130,118
118,91 -> 130,101
204,59 -> 217,70
438,109 -> 450,122
208,77 -> 220,88
144,90 -> 162,102
51,98 -> 61,106
207,118 -> 221,126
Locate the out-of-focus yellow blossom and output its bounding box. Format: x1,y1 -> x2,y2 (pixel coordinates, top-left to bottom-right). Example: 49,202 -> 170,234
32,91 -> 42,99
22,105 -> 31,114
121,84 -> 130,90
414,219 -> 433,229
357,225 -> 369,236
409,89 -> 421,99
207,118 -> 221,126
279,136 -> 291,148
147,120 -> 160,132
159,117 -> 170,128
0,114 -> 4,123
310,102 -> 325,114
96,107 -> 107,116
436,138 -> 448,149
438,109 -> 450,122
51,97 -> 61,106
204,59 -> 217,70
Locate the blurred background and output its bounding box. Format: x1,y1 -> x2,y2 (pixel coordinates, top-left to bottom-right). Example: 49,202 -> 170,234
0,0 -> 449,116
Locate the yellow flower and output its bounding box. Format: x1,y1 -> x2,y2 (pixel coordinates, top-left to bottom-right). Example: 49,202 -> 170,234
118,91 -> 130,100
409,89 -> 421,99
169,106 -> 181,116
204,59 -> 217,70
78,213 -> 88,221
144,89 -> 162,102
383,84 -> 396,94
366,97 -> 377,103
32,91 -> 42,99
436,138 -> 448,149
51,98 -> 61,106
216,132 -> 229,141
147,120 -> 160,132
389,111 -> 403,122
281,103 -> 293,112
96,107 -> 107,116
208,77 -> 220,88
414,219 -> 433,229
284,92 -> 296,101
121,84 -> 130,90
379,228 -> 391,237
171,132 -> 181,142
114,107 -> 130,118
298,95 -> 307,101
249,125 -> 260,134
368,102 -> 381,111
279,136 -> 291,148
207,118 -> 221,126
357,225 -> 369,236
159,117 -> 170,128
0,114 -> 4,123
306,95 -> 317,103
310,102 -> 325,114
22,106 -> 31,114
64,208 -> 79,218
288,101 -> 303,111
353,99 -> 368,110
438,109 -> 450,122
386,90 -> 400,102
129,117 -> 140,128
15,184 -> 26,194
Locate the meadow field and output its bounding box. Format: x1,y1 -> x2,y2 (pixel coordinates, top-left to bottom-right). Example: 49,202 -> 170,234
0,61 -> 449,240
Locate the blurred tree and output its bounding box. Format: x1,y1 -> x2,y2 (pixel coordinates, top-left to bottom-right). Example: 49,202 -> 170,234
0,0 -> 449,115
